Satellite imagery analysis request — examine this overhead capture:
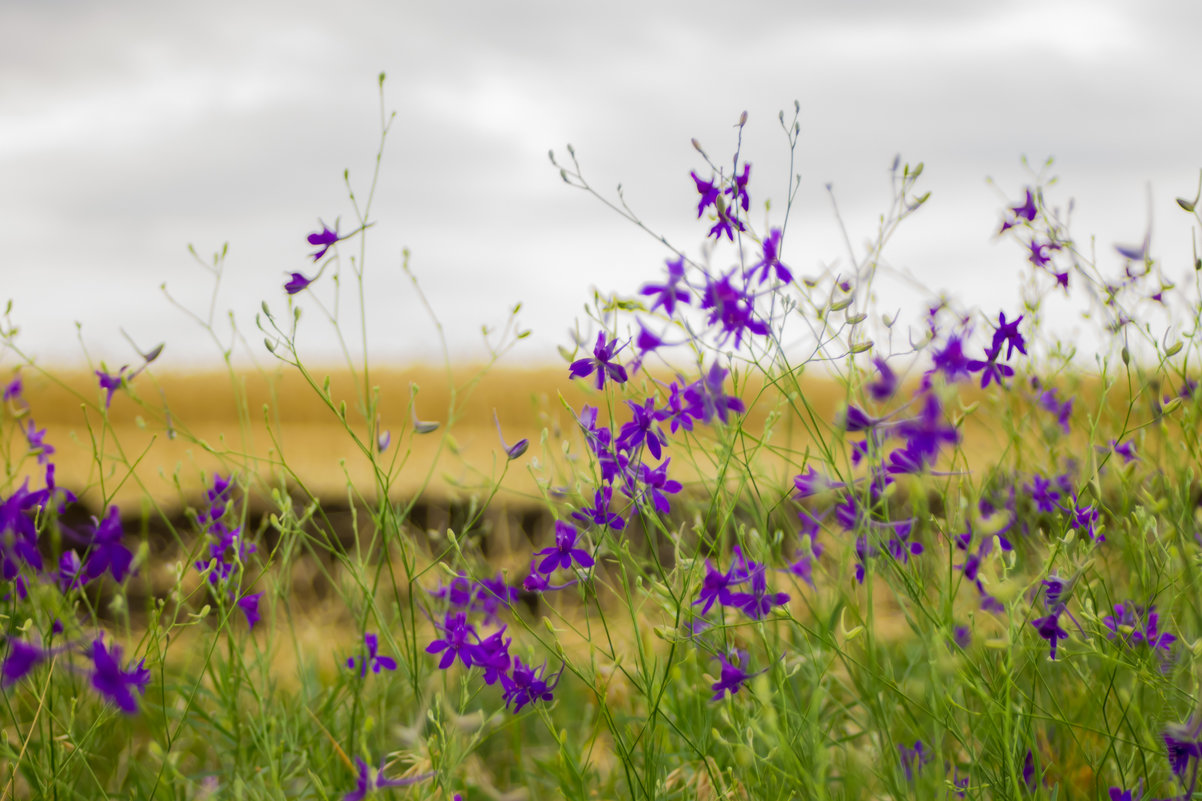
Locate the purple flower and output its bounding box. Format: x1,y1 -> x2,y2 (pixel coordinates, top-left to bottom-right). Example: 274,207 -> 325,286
898,740 -> 931,782
710,650 -> 766,701
1111,438 -> 1138,464
724,162 -> 751,214
1022,749 -> 1037,791
896,393 -> 959,468
571,485 -> 625,531
285,272 -> 315,294
474,626 -> 512,686
684,363 -> 746,425
22,420 -> 55,466
690,171 -> 720,217
749,228 -> 792,284
569,333 -> 628,390
1026,474 -> 1061,513
426,612 -> 479,670
699,272 -> 768,347
638,459 -> 682,515
533,521 -> 594,575
867,357 -> 897,401
928,334 -> 974,384
1000,189 -> 1038,233
90,638 -> 151,714
502,657 -> 563,713
616,397 -> 668,459
1031,609 -> 1069,660
1037,389 -> 1073,433
343,758 -> 433,801
968,345 -> 1016,389
1162,715 -> 1202,785
1062,493 -> 1101,543
307,222 -> 341,261
96,367 -> 128,409
347,632 -> 397,677
726,558 -> 789,620
641,256 -> 690,316
990,311 -> 1027,360
2,639 -> 48,687
493,410 -> 528,460
82,506 -> 134,584
237,592 -> 262,630
693,559 -> 740,615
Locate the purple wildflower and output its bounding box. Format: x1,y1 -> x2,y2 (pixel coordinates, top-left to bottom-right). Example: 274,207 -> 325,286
749,228 -> 792,284
693,559 -> 740,615
232,592 -> 261,629
1031,609 -> 1069,660
533,521 -> 594,575
96,367 -> 128,409
502,657 -> 563,713
343,758 -> 433,801
347,632 -> 397,677
90,638 -> 151,714
638,459 -> 683,515
698,272 -> 768,348
898,740 -> 931,782
991,311 -> 1027,359
285,272 -> 315,294
710,650 -> 766,701
867,357 -> 898,401
569,332 -> 628,390
641,256 -> 690,316
616,397 -> 668,459
571,485 -> 625,531
307,222 -> 341,261
82,506 -> 134,584
684,363 -> 746,424
2,639 -> 48,687
426,612 -> 479,670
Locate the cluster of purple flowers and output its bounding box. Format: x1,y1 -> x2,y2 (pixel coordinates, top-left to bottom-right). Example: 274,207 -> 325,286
424,571 -> 562,714
193,474 -> 262,629
2,635 -> 150,715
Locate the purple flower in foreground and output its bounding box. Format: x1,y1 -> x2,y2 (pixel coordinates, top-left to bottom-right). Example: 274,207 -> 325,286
710,650 -> 766,701
638,459 -> 682,515
1000,188 -> 1038,233
569,332 -> 628,390
991,311 -> 1027,360
23,420 -> 55,465
285,272 -> 315,294
347,632 -> 397,677
2,639 -> 48,687
502,657 -> 563,713
928,334 -> 974,384
533,521 -> 594,575
1162,715 -> 1202,787
307,222 -> 342,261
1031,608 -> 1069,660
968,345 -> 1016,389
90,638 -> 151,714
426,612 -> 479,670
82,506 -> 134,584
1062,493 -> 1101,543
236,592 -> 262,630
617,397 -> 668,459
343,758 -> 434,801
693,559 -> 740,615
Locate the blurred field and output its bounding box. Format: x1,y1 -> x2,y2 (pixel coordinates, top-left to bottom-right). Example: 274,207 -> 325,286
11,364 -> 1155,517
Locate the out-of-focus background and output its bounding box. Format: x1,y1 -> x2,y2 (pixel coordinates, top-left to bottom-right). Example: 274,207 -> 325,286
5,1 -> 1202,371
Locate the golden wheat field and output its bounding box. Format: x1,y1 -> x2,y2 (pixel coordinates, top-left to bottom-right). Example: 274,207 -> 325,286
14,364 -> 1136,515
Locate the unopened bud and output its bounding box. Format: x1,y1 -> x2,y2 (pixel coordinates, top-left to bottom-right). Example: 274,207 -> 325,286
737,110 -> 748,127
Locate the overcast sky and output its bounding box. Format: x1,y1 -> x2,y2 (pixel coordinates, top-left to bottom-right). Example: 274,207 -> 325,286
4,1 -> 1201,372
